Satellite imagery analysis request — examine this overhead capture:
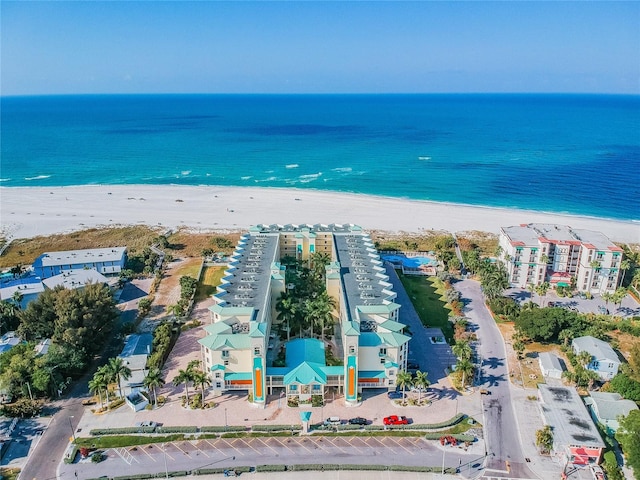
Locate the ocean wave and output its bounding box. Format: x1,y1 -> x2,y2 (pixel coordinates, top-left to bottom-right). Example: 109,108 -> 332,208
285,164 -> 299,169
0,178 -> 11,182
241,176 -> 253,180
254,176 -> 278,183
299,173 -> 322,180
24,175 -> 51,181
332,167 -> 352,173
418,156 -> 431,161
181,170 -> 192,176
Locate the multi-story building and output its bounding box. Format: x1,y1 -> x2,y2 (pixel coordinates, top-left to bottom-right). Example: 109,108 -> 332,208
199,224 -> 410,407
498,224 -> 623,293
32,247 -> 127,279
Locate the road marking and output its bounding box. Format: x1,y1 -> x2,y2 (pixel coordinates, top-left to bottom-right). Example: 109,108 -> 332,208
296,437 -> 315,454
252,437 -> 278,455
190,439 -> 210,458
158,443 -> 175,461
279,437 -> 300,454
322,436 -> 349,454
138,444 -> 157,462
391,437 -> 416,455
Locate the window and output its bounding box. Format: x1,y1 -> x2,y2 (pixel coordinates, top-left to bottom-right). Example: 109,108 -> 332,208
216,382 -> 222,388
609,363 -> 614,368
379,348 -> 387,355
215,372 -> 221,379
380,358 -> 386,364
221,351 -> 229,358
388,370 -> 395,376
349,345 -> 355,354
254,347 -> 261,356
224,360 -> 229,366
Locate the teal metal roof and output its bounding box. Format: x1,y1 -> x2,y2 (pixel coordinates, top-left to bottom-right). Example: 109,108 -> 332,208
198,334 -> 251,350
284,362 -> 327,385
209,304 -> 255,316
379,320 -> 405,332
359,370 -> 386,379
342,322 -> 360,336
384,361 -> 399,369
249,322 -> 267,338
210,364 -> 225,371
378,332 -> 411,348
204,322 -> 232,335
225,372 -> 252,381
285,338 -> 325,366
323,366 -> 344,376
356,303 -> 400,314
266,367 -> 291,376
300,411 -> 312,422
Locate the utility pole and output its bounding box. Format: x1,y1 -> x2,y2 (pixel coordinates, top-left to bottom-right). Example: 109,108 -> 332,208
68,416 -> 76,443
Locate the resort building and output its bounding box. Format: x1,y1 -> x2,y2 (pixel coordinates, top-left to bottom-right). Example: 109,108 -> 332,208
498,224 -> 623,294
571,336 -> 620,381
585,391 -> 639,436
538,384 -> 605,466
32,247 -> 127,279
42,269 -> 109,290
199,224 -> 410,407
0,277 -> 45,309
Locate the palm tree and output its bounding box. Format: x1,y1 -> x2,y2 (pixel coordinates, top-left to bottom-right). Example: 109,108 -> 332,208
601,292 -> 613,306
535,282 -> 550,307
456,358 -> 474,389
275,291 -> 297,342
11,290 -> 23,309
95,365 -> 112,404
192,369 -> 211,406
310,251 -> 331,280
577,350 -> 592,368
396,371 -> 413,403
143,368 -> 165,407
173,362 -> 197,406
88,376 -> 107,408
107,357 -> 132,399
452,340 -> 473,362
309,292 -> 337,343
535,425 -> 553,454
413,370 -> 430,404
527,283 -> 536,302
619,259 -> 631,286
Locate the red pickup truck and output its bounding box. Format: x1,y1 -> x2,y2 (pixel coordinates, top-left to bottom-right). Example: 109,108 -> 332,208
383,415 -> 408,425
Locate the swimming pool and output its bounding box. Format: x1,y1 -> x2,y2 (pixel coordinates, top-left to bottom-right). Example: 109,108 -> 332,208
382,255 -> 438,268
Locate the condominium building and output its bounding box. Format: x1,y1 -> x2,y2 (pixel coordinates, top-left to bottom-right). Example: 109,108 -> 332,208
33,247 -> 127,278
199,224 -> 410,407
498,224 -> 623,293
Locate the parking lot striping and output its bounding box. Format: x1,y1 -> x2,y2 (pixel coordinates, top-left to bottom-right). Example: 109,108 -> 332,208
294,437 -> 315,454
279,437 -> 303,454
190,439 -> 210,458
321,437 -> 350,454
137,444 -> 158,462
387,436 -> 415,455
226,438 -> 250,456
252,437 -> 280,455
158,443 -> 176,461
171,441 -> 192,457
243,438 -> 268,455
215,438 -> 245,456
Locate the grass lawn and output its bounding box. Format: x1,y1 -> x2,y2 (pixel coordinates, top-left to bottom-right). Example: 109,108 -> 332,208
195,266 -> 225,302
173,257 -> 203,279
75,434 -> 185,449
0,468 -> 19,480
398,274 -> 454,342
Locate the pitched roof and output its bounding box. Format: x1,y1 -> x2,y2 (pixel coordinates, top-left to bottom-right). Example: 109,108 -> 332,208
586,391 -> 639,421
572,336 -> 619,363
539,352 -> 564,373
284,362 -> 327,385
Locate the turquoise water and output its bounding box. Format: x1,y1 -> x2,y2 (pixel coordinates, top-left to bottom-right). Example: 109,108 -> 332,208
382,255 -> 438,268
1,94 -> 639,221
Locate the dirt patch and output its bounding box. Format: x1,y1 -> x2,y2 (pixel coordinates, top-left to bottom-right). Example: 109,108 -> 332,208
148,257 -> 203,321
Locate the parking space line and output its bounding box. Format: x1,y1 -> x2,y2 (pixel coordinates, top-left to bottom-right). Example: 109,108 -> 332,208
190,439 -> 210,458
389,436 -> 415,455
226,438 -> 248,456
205,438 -> 229,456
321,437 -> 349,454
252,437 -> 279,455
296,437 -> 315,454
279,437 -> 301,454
137,444 -> 157,462
172,441 -> 191,456
159,443 -> 176,461
243,438 -> 267,455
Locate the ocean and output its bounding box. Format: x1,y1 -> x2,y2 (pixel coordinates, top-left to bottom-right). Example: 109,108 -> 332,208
1,94 -> 639,221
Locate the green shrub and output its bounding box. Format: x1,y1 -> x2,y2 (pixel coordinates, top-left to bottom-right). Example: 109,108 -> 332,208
156,426 -> 197,434
256,464 -> 287,472
603,451 -> 624,480
200,425 -> 247,433
252,425 -> 302,432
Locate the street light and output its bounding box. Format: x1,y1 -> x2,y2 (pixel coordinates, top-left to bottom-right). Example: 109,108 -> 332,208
224,408 -> 228,431
68,415 -> 77,443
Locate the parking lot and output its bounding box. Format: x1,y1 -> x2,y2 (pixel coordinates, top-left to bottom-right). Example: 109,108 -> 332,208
59,434 -> 485,480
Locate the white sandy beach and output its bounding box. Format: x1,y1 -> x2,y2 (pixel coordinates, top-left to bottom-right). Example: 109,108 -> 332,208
1,185 -> 638,243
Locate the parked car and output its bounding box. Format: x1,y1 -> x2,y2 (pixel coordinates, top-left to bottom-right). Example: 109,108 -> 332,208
324,416 -> 342,426
410,386 -> 427,393
135,421 -> 157,428
348,417 -> 368,426
479,389 -> 491,395
407,362 -> 420,371
383,415 -> 408,425
589,465 -> 606,480
387,390 -> 403,399
598,306 -> 610,315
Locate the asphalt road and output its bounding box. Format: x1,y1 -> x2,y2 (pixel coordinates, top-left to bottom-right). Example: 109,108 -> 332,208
455,279 -> 537,480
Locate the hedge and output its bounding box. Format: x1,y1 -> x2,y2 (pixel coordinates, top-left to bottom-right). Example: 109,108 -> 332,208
200,425 -> 247,433
156,426 -> 198,434
423,433 -> 475,442
256,464 -> 287,472
252,424 -> 302,432
89,427 -> 155,436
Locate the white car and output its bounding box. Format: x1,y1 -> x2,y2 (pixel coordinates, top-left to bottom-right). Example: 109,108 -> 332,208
589,465 -> 606,480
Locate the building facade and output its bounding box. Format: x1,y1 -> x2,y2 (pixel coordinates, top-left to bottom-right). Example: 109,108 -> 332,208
32,247 -> 127,279
498,224 -> 623,293
199,224 -> 410,407
572,336 -> 620,381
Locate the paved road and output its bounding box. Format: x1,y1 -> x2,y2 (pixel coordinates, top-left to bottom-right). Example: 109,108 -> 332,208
59,435 -> 485,480
20,281 -> 145,480
455,279 -> 537,480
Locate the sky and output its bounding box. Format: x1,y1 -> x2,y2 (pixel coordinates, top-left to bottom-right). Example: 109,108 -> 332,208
1,1 -> 639,95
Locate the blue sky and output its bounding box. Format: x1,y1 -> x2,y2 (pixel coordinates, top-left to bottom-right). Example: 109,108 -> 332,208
1,1 -> 638,95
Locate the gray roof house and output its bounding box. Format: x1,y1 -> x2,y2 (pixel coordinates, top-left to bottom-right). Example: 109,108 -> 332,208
571,336 -> 620,381
117,334 -> 153,411
584,391 -> 639,435
538,352 -> 565,379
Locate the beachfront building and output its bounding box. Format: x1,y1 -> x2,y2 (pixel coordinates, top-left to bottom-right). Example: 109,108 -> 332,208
498,224 -> 623,294
118,333 -> 153,411
42,269 -> 109,290
32,247 -> 127,279
0,277 -> 45,309
585,391 -> 639,436
538,384 -> 605,466
199,224 -> 409,407
571,336 -> 620,381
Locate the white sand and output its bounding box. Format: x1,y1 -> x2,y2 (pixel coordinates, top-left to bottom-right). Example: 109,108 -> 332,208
1,185 -> 638,243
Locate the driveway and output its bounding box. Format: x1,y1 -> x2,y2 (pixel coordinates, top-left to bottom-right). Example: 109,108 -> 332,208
455,279 -> 537,479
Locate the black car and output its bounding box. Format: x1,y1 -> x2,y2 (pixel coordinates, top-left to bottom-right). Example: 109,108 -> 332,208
387,390 -> 403,399
349,417 -> 368,425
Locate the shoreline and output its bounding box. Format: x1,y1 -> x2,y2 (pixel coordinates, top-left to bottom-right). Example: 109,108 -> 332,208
1,185 -> 638,243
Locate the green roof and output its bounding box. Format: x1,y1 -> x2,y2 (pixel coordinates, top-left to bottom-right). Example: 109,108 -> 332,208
249,322 -> 267,338
204,322 -> 232,335
356,303 -> 400,314
342,322 -> 360,336
378,332 -> 411,348
284,362 -> 327,385
384,361 -> 399,369
286,338 -> 325,366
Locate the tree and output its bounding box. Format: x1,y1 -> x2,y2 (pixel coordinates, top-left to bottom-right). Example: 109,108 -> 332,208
612,287 -> 627,308
88,376 -> 107,408
413,370 -> 430,404
275,291 -> 298,342
0,300 -> 20,335
619,259 -> 631,287
535,425 -> 554,454
143,368 -> 165,407
456,359 -> 474,389
616,410 -> 640,475
535,282 -> 550,307
513,339 -> 526,360
106,357 -> 132,399
173,364 -> 196,406
309,251 -> 331,280
396,371 -> 413,403
452,340 -> 472,362
191,369 -> 211,406
94,365 -> 112,404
